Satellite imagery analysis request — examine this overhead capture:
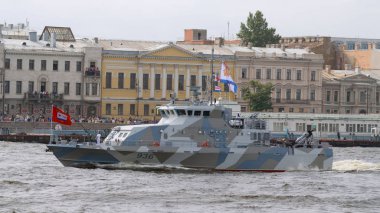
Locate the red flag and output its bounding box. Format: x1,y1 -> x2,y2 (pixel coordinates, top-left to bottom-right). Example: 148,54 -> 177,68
52,105 -> 72,125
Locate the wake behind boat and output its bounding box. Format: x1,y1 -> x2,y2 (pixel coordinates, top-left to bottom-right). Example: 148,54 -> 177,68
47,101 -> 333,172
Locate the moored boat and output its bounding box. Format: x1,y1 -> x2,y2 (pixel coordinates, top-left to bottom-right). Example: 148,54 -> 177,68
47,101 -> 333,172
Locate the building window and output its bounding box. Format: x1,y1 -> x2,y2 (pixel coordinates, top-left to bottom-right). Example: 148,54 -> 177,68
224,83 -> 229,92
29,60 -> 34,70
326,91 -> 331,102
334,91 -> 339,103
347,42 -> 355,50
296,70 -> 302,80
266,68 -> 271,79
75,105 -> 81,116
17,59 -> 22,70
143,73 -> 149,89
289,108 -> 294,113
178,75 -> 184,90
299,108 -> 304,113
76,61 -> 82,72
52,82 -> 58,94
360,91 -> 366,103
155,74 -> 161,90
92,83 -> 98,95
41,60 -> 47,71
276,88 -> 281,102
106,104 -> 111,115
28,81 -> 34,93
90,62 -> 96,68
201,75 -> 207,91
167,74 -> 173,90
105,72 -> 112,88
5,58 -> 10,69
76,83 -> 81,95
118,104 -> 123,115
286,89 -> 291,100
296,89 -> 301,100
144,104 -> 149,116
311,71 -> 316,81
310,89 -> 315,101
286,69 -> 291,80
53,60 -> 58,71
64,82 -> 70,95
130,73 -> 136,89
63,105 -> 69,113
256,69 -> 261,79
85,83 -> 90,96
346,91 -> 351,102
361,42 -> 368,50
118,73 -> 124,89
65,61 -> 70,71
4,81 -> 9,94
241,67 -> 247,79
190,75 -> 196,87
276,69 -> 281,80
16,81 -> 22,94
377,92 -> 380,105
130,104 -> 136,115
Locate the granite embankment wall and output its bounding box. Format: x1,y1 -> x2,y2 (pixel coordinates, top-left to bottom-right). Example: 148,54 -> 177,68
0,122 -> 118,134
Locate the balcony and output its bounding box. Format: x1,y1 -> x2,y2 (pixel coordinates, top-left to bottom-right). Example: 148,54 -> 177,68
24,92 -> 64,103
85,67 -> 100,77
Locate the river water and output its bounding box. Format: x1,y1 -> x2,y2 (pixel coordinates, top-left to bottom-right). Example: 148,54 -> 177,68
0,142 -> 379,213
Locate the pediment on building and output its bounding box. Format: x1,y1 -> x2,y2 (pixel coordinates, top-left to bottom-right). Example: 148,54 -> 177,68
139,43 -> 201,59
340,74 -> 376,83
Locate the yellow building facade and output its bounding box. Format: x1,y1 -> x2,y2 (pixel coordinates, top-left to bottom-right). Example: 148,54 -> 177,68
101,43 -> 235,121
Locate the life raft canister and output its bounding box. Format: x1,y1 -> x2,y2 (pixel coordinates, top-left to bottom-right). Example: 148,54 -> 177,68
201,141 -> 209,147
152,141 -> 160,147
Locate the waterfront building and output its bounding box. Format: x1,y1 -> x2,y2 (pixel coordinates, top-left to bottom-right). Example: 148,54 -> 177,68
322,68 -> 380,114
333,38 -> 380,70
99,38 -> 235,121
233,46 -> 324,113
0,26 -> 102,120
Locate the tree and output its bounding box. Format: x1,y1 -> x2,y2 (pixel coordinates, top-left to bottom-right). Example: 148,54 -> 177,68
237,11 -> 281,47
242,80 -> 274,111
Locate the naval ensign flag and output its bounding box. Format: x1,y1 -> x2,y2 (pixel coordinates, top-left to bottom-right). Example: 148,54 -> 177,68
52,105 -> 72,126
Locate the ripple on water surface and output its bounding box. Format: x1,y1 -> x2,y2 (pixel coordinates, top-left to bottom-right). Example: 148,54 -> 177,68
0,142 -> 380,213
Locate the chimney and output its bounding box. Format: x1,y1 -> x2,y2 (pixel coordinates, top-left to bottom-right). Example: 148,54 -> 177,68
325,65 -> 331,73
94,37 -> 99,44
29,31 -> 37,42
43,31 -> 49,41
247,42 -> 253,49
344,64 -> 351,70
355,66 -> 360,74
51,32 -> 56,48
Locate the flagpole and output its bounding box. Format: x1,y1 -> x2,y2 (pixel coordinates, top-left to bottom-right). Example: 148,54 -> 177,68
210,47 -> 214,105
50,104 -> 53,144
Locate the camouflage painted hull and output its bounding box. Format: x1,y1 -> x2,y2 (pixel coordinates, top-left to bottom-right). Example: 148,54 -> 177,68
47,143 -> 333,171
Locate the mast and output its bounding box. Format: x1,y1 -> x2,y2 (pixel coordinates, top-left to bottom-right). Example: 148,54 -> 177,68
210,47 -> 214,105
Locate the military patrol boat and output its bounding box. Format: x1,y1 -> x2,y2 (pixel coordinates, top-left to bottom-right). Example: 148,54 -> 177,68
47,101 -> 333,172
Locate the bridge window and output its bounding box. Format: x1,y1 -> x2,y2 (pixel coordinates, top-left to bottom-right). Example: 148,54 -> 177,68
194,111 -> 201,116
175,109 -> 186,116
187,110 -> 193,116
203,111 -> 210,116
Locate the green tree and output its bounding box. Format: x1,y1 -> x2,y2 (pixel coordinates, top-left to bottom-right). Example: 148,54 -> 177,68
237,11 -> 281,47
242,80 -> 274,111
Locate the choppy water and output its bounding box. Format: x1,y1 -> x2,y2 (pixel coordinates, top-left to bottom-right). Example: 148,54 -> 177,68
1,142 -> 380,213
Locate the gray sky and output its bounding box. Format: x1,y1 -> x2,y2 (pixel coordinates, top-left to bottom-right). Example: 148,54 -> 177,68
1,0 -> 379,41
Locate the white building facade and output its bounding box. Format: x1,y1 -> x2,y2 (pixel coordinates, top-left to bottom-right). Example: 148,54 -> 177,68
0,27 -> 102,120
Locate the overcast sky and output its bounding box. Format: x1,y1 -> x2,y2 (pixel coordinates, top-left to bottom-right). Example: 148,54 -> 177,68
1,0 -> 379,41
